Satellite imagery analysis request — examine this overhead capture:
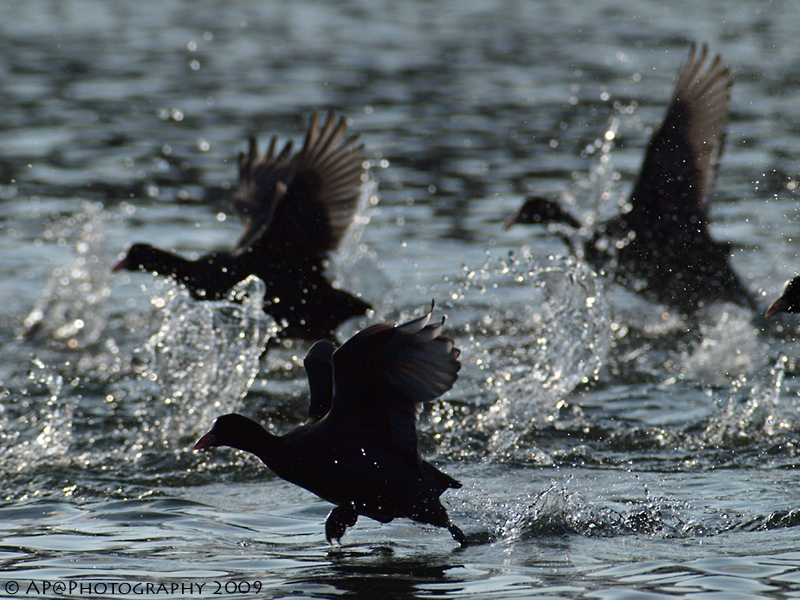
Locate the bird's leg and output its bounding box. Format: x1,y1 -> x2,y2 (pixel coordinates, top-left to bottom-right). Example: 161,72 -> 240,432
448,522 -> 467,546
325,504 -> 359,544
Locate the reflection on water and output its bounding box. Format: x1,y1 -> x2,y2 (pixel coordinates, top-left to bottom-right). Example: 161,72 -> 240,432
311,554 -> 464,600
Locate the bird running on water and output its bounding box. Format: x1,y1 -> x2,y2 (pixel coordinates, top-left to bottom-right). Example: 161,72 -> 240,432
505,43 -> 758,317
194,306 -> 467,545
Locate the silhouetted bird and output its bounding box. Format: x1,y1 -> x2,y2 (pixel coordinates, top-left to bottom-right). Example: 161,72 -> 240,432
114,111 -> 371,341
765,277 -> 800,317
505,44 -> 758,316
194,307 -> 467,545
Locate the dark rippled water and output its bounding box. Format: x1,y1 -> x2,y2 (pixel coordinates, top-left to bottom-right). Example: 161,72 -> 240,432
4,1 -> 800,598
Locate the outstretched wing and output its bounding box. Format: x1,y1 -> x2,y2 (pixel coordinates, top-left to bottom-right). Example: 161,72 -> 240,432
602,44 -> 757,313
328,307 -> 461,460
304,339 -> 336,423
627,43 -> 730,231
232,111 -> 366,259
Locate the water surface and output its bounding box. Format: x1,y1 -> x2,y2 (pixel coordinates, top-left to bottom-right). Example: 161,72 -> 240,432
3,0 -> 800,598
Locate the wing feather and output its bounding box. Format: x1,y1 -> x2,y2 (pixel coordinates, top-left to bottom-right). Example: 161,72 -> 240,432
627,42 -> 731,227
231,111 -> 366,259
328,307 -> 461,459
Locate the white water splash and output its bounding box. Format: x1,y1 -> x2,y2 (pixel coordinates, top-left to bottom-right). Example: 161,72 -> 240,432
481,254 -> 610,415
330,177 -> 392,331
22,202 -> 112,349
678,306 -> 769,383
438,252 -> 612,458
0,356 -> 72,472
488,256 -> 611,455
552,116 -> 624,234
500,480 -> 697,541
144,275 -> 275,439
702,357 -> 793,446
29,356 -> 72,457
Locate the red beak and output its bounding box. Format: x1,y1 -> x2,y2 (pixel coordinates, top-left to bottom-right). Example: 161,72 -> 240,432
764,297 -> 788,318
193,432 -> 217,451
503,211 -> 520,230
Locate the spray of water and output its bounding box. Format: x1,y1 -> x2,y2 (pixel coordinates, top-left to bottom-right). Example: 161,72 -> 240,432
701,357 -> 793,447
22,202 -> 112,350
497,480 -> 702,542
144,275 -> 275,441
678,307 -> 769,383
330,177 -> 392,332
434,252 -> 612,460
0,355 -> 73,484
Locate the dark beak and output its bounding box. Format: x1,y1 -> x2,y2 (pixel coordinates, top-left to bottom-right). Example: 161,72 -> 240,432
111,259 -> 127,273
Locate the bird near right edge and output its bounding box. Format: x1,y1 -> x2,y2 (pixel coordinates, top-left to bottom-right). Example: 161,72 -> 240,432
505,43 -> 759,318
194,305 -> 467,546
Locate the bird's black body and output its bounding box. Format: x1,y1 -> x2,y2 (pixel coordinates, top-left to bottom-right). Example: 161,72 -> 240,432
114,111 -> 371,341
